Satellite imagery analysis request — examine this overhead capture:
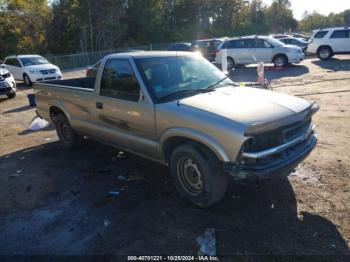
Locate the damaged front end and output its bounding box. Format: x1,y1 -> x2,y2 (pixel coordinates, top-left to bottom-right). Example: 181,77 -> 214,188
224,103 -> 319,181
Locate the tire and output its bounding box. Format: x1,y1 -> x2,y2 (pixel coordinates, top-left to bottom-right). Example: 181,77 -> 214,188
23,74 -> 32,87
227,57 -> 235,70
170,144 -> 228,208
273,54 -> 288,67
317,46 -> 333,60
54,113 -> 83,149
7,93 -> 16,99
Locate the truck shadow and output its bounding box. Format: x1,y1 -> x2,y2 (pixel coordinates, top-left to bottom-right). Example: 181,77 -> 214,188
0,140 -> 348,256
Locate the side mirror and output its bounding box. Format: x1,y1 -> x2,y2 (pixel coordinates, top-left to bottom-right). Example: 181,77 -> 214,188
0,64 -> 5,68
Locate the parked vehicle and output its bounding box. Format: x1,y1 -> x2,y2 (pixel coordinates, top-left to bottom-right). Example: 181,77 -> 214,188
307,27 -> 350,60
86,60 -> 101,77
192,38 -> 227,61
167,43 -> 192,51
279,37 -> 309,53
288,33 -> 309,41
271,34 -> 289,39
34,51 -> 318,207
3,55 -> 62,86
215,36 -> 305,68
0,64 -> 16,99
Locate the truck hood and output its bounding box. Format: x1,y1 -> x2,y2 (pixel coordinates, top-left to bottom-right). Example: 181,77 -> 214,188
179,86 -> 311,131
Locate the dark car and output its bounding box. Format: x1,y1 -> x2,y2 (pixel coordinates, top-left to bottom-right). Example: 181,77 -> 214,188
279,37 -> 309,53
192,38 -> 227,61
167,43 -> 192,51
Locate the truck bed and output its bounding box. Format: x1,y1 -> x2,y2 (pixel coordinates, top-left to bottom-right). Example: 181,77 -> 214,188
43,77 -> 95,90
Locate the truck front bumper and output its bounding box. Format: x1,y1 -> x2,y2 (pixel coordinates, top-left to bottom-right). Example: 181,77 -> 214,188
224,130 -> 317,181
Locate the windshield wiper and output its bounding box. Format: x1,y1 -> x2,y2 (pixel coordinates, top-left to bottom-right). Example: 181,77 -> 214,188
158,77 -> 237,103
203,76 -> 234,91
158,89 -> 201,102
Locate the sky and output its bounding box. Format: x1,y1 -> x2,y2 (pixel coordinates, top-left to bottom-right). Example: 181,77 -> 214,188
263,0 -> 350,20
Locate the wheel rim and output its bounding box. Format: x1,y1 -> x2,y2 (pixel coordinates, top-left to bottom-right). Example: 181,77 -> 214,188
320,49 -> 329,59
177,157 -> 203,196
275,57 -> 284,67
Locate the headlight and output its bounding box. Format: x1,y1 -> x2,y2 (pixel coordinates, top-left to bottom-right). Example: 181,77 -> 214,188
29,70 -> 41,75
1,73 -> 11,78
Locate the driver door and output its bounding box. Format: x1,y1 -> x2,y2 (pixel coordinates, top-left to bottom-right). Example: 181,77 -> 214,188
95,58 -> 157,158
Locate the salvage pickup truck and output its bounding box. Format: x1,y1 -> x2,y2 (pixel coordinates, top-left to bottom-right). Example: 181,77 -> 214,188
34,51 -> 318,207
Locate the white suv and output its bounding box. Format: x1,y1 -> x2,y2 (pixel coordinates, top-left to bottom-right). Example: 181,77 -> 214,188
307,27 -> 350,60
215,36 -> 304,68
3,55 -> 62,86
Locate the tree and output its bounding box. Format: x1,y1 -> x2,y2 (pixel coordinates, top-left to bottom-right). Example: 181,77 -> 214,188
0,0 -> 49,58
265,0 -> 297,33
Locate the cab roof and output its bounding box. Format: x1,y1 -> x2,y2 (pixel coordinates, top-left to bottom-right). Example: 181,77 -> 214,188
104,51 -> 197,59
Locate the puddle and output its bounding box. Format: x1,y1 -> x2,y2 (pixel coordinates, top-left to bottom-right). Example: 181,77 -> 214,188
289,165 -> 321,185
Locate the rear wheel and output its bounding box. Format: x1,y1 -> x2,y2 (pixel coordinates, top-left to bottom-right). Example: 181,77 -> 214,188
273,55 -> 288,67
170,144 -> 227,208
317,46 -> 333,60
54,113 -> 83,149
23,74 -> 32,87
227,57 -> 235,70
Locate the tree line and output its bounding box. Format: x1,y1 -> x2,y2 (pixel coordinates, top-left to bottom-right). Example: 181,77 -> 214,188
0,0 -> 349,59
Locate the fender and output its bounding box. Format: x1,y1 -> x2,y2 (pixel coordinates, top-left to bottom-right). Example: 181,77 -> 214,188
159,127 -> 230,162
49,100 -> 71,122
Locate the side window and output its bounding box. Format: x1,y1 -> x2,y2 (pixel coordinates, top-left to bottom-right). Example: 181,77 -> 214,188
254,39 -> 266,48
100,59 -> 140,102
330,30 -> 350,39
8,59 -> 21,67
223,40 -> 234,49
244,39 -> 255,48
5,59 -> 14,66
232,40 -> 245,48
314,31 -> 328,39
264,40 -> 272,48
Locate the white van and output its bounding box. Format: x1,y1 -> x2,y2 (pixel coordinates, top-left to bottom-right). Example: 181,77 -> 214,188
215,36 -> 304,68
3,55 -> 62,86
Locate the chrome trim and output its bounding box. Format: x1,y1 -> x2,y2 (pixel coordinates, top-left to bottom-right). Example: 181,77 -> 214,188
241,125 -> 316,159
35,83 -> 94,92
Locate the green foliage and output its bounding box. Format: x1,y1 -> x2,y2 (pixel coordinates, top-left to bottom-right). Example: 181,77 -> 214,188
0,0 -> 349,59
299,9 -> 349,32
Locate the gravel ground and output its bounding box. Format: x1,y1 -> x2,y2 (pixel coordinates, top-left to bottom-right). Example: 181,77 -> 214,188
0,56 -> 349,258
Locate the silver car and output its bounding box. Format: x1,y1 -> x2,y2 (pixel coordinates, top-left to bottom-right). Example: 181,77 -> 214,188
215,36 -> 305,68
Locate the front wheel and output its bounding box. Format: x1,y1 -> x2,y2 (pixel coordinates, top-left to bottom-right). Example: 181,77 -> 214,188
54,113 -> 83,149
170,144 -> 227,208
273,55 -> 288,67
23,74 -> 32,87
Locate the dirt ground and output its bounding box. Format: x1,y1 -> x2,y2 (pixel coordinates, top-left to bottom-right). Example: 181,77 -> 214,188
0,55 -> 349,258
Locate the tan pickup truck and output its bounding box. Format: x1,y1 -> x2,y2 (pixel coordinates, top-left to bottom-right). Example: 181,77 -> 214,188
34,51 -> 318,207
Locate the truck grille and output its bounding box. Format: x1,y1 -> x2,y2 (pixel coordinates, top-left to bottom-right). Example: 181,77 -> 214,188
40,69 -> 56,75
0,79 -> 8,88
244,118 -> 311,153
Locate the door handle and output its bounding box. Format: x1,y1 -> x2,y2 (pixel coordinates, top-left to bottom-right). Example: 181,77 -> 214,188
96,102 -> 103,109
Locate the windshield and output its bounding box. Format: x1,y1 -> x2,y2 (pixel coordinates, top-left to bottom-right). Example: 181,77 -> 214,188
267,38 -> 284,47
134,55 -> 233,102
20,56 -> 50,66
